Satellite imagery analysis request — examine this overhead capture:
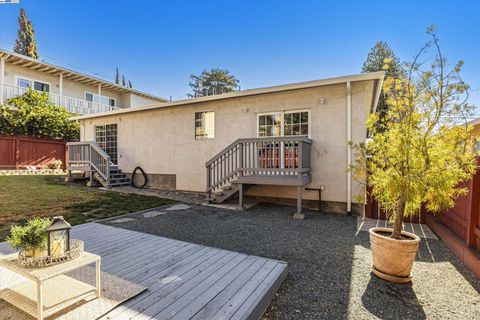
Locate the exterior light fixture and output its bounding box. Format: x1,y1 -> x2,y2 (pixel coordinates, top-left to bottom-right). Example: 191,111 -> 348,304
319,98 -> 326,104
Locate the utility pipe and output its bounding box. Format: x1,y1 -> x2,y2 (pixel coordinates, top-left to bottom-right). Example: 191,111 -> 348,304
346,81 -> 352,215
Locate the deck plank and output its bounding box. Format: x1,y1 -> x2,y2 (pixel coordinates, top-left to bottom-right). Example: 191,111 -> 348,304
0,222 -> 287,320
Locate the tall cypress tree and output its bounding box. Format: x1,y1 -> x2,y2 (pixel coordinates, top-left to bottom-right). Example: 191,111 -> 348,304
115,67 -> 120,84
128,80 -> 133,88
122,75 -> 126,86
14,8 -> 38,59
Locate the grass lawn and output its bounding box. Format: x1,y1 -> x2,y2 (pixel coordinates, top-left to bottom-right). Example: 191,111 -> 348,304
0,175 -> 175,241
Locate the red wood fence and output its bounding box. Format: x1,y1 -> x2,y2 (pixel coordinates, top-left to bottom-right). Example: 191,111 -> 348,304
0,135 -> 67,169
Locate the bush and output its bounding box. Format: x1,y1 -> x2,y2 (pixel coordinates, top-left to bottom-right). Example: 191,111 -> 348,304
6,218 -> 51,253
0,88 -> 80,140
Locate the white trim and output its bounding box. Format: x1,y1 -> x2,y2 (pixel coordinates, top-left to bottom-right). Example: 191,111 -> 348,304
194,110 -> 215,140
14,75 -> 51,92
84,91 -> 116,107
346,81 -> 352,214
72,71 -> 385,121
256,109 -> 311,138
0,57 -> 4,104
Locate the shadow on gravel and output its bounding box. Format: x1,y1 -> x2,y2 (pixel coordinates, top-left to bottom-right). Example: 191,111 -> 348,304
361,275 -> 426,320
101,202 -> 480,319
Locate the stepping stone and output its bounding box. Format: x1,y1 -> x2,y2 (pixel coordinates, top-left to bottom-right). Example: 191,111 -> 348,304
143,211 -> 167,218
110,217 -> 137,223
166,204 -> 191,211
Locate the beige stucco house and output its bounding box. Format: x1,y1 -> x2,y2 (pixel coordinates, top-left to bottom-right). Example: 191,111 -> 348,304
68,72 -> 384,217
0,49 -> 166,114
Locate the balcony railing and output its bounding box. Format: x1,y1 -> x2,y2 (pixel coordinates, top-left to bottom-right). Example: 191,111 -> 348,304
2,84 -> 119,115
206,136 -> 312,194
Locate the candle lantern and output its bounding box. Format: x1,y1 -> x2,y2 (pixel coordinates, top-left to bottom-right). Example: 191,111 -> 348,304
46,216 -> 71,257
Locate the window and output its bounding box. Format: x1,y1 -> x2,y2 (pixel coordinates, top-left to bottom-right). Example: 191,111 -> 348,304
257,110 -> 309,137
258,113 -> 282,137
34,81 -> 50,92
85,92 -> 116,107
17,77 -> 32,89
95,124 -> 118,164
16,77 -> 50,92
195,111 -> 215,139
284,111 -> 309,136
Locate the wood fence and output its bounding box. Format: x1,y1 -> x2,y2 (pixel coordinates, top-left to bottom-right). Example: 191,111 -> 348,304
0,135 -> 67,169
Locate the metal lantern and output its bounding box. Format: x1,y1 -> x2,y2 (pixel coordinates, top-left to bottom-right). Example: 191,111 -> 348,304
46,216 -> 72,257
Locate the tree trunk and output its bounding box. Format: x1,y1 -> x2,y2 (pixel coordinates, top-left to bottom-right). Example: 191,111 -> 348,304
392,196 -> 406,239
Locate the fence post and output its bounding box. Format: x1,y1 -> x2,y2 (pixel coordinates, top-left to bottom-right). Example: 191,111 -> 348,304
15,137 -> 20,169
466,170 -> 480,248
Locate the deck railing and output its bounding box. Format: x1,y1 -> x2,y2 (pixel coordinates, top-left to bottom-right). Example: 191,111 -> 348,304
3,84 -> 119,115
67,141 -> 111,186
206,137 -> 312,193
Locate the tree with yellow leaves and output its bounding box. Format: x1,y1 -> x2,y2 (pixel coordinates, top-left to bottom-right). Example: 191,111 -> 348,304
353,26 -> 477,239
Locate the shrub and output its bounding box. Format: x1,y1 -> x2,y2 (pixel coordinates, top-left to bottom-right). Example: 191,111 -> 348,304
6,218 -> 51,254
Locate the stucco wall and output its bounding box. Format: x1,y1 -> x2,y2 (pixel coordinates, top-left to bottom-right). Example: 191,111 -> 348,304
4,62 -> 153,109
80,80 -> 374,205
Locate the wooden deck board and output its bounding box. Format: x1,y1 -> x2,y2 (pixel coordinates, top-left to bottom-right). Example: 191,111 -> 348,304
0,223 -> 287,320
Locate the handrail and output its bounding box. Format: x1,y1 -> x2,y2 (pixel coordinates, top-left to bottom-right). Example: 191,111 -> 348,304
206,136 -> 312,167
3,84 -> 119,115
66,141 -> 111,187
206,136 -> 312,194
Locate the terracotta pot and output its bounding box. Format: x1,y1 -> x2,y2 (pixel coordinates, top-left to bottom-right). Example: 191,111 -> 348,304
369,227 -> 420,283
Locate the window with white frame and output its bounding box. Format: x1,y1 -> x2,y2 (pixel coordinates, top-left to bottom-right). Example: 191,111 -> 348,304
195,111 -> 215,139
257,110 -> 310,137
16,76 -> 50,92
85,92 -> 116,107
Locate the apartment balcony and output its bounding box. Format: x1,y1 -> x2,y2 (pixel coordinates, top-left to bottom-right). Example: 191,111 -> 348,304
2,84 -> 119,115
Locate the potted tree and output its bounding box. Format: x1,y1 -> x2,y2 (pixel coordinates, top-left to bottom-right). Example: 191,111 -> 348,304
6,218 -> 51,257
352,26 -> 477,283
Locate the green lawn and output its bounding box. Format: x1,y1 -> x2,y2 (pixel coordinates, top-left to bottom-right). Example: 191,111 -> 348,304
0,175 -> 175,241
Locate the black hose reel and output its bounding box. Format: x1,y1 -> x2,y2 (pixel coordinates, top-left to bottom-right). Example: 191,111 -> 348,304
131,166 -> 148,188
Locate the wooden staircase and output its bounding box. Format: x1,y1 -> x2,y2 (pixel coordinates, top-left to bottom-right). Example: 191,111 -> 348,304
66,141 -> 130,188
206,137 -> 312,212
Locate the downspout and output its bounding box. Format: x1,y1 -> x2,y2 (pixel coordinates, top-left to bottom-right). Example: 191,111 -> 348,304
346,81 -> 352,215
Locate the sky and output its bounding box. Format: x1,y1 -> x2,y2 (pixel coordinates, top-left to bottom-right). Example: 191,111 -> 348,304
0,0 -> 479,107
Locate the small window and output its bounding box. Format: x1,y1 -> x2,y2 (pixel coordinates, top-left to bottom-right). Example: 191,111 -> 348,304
17,77 -> 32,89
195,111 -> 215,139
85,92 -> 116,107
34,81 -> 50,92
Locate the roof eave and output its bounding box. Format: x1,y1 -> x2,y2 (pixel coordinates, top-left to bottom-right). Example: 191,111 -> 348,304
71,71 -> 385,121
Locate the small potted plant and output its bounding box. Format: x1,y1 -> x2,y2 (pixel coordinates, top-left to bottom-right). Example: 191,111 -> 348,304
352,27 -> 477,283
6,218 -> 51,257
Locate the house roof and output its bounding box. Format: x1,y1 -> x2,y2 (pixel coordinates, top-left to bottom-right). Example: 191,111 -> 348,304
0,48 -> 167,102
71,71 -> 385,121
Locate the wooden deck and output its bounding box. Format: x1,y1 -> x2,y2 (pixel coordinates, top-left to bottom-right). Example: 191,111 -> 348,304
0,223 -> 288,320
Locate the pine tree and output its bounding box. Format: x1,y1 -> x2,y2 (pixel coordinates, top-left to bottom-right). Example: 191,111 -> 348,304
115,67 -> 120,84
122,75 -> 126,87
14,8 -> 38,59
128,80 -> 133,88
189,68 -> 239,98
362,41 -> 404,122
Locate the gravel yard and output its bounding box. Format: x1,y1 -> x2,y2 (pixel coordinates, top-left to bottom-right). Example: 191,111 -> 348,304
102,203 -> 480,320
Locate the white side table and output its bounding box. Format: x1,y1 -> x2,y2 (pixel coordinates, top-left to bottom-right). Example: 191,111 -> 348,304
0,251 -> 101,320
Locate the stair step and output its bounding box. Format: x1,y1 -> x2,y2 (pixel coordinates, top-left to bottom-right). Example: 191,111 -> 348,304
222,186 -> 232,190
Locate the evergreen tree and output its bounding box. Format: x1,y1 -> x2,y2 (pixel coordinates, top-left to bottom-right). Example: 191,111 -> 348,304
122,75 -> 126,87
189,68 -> 239,98
14,8 -> 38,59
362,41 -> 404,120
115,67 -> 120,84
128,80 -> 133,88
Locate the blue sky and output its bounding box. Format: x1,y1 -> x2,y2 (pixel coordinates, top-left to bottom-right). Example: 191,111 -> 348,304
0,0 -> 479,106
